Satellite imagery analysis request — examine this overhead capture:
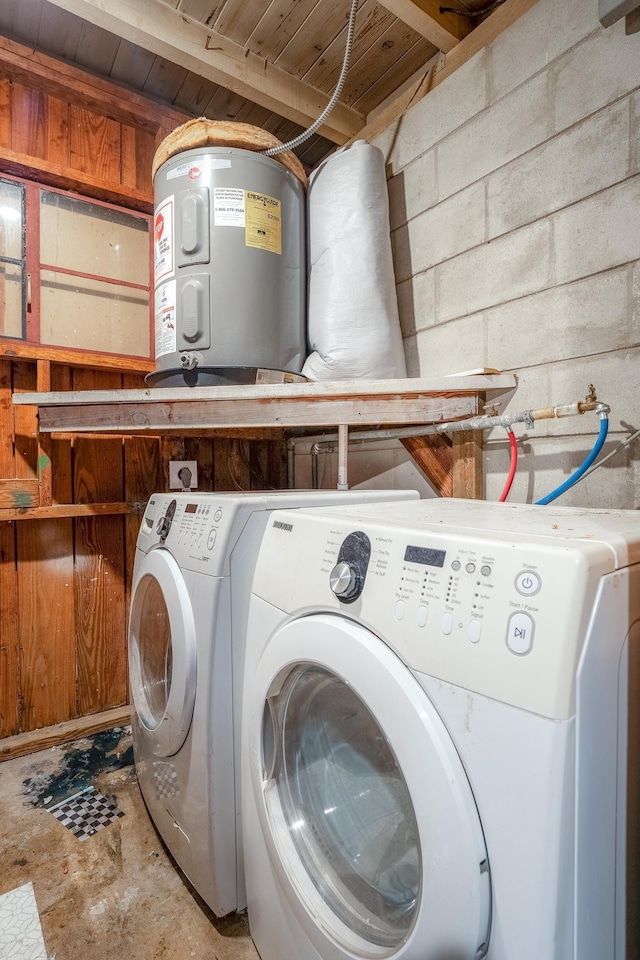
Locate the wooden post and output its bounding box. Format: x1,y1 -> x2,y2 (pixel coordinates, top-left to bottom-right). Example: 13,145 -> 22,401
452,430 -> 485,499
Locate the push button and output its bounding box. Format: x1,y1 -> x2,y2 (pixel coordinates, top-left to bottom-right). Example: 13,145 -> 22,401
441,612 -> 453,636
507,612 -> 535,655
515,571 -> 541,596
417,605 -> 428,628
468,619 -> 482,644
394,600 -> 405,621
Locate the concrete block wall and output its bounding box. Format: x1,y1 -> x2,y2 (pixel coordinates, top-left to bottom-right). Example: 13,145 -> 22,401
375,0 -> 640,508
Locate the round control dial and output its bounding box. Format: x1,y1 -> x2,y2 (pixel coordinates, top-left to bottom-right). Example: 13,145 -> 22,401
329,562 -> 361,601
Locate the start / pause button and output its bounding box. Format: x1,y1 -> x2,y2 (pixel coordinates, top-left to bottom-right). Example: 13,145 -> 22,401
506,612 -> 535,655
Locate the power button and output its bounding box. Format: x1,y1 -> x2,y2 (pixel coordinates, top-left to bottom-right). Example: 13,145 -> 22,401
515,571 -> 541,596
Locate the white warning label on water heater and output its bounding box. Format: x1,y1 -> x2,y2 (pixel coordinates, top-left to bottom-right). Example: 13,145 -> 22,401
213,188 -> 245,226
154,196 -> 175,284
155,279 -> 176,359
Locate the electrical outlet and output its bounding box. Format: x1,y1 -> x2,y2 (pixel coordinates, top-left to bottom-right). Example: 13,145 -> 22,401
169,460 -> 198,490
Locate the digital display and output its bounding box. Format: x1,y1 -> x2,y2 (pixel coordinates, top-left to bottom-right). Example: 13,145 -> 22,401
404,545 -> 446,568
185,503 -> 198,514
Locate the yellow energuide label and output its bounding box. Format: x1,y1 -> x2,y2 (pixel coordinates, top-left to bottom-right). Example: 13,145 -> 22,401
244,190 -> 282,255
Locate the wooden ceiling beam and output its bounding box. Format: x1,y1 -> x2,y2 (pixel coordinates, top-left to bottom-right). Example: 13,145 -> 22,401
44,0 -> 365,144
375,0 -> 472,53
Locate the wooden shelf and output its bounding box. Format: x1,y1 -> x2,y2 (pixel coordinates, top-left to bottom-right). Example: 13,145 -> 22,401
13,375 -> 517,436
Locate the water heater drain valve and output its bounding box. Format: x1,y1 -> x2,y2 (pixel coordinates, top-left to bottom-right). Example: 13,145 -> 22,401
180,352 -> 199,370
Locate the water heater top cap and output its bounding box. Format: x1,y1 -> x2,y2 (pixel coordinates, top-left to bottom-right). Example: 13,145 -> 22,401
152,117 -> 308,188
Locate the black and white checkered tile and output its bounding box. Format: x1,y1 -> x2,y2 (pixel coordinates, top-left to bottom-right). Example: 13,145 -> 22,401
48,786 -> 124,841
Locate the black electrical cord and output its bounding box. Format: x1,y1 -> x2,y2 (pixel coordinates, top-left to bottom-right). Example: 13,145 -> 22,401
440,0 -> 507,17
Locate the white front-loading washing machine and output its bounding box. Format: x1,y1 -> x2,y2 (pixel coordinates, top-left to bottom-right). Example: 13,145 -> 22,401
128,488 -> 418,917
241,498 -> 640,959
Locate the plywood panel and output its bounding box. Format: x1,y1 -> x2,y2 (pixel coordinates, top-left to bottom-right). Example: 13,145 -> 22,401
17,518 -> 75,730
69,105 -> 121,183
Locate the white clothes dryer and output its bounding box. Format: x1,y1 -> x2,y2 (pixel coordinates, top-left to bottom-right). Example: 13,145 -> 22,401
241,498 -> 640,960
128,488 -> 418,917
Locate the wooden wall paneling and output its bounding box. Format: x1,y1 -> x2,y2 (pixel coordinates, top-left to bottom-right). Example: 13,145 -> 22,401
120,124 -> 137,191
69,105 -> 121,184
11,362 -> 38,479
122,432 -> 162,669
46,93 -> 70,167
0,358 -> 15,476
17,517 -> 76,731
184,437 -> 214,492
11,82 -> 47,160
214,438 -> 250,491
72,368 -> 127,715
250,439 -> 287,490
0,521 -> 20,737
50,364 -> 73,504
160,437 -> 186,490
0,359 -> 20,736
0,77 -> 10,148
121,124 -> 156,195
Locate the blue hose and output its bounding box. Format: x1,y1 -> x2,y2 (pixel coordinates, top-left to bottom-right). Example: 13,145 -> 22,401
535,416 -> 609,506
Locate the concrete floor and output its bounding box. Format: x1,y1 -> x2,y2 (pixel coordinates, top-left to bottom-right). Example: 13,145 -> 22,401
0,729 -> 259,960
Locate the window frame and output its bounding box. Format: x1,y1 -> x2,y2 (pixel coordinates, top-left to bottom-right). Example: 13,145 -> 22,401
0,171 -> 154,373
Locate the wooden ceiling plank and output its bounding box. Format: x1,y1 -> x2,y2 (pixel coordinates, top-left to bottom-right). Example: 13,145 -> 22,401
172,71 -> 221,115
341,21 -> 435,107
175,0 -> 228,26
245,0 -> 318,63
110,37 -> 157,89
201,84 -> 250,121
358,0 -> 540,142
297,133 -> 335,167
1,0 -> 44,47
351,34 -> 437,113
375,0 -> 471,52
213,0 -> 273,46
44,0 -> 364,143
37,3 -> 84,62
303,0 -> 395,92
142,56 -> 190,103
74,20 -> 122,76
275,0 -> 356,78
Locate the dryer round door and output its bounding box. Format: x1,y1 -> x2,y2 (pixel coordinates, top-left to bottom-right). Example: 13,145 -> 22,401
129,548 -> 197,757
248,613 -> 491,960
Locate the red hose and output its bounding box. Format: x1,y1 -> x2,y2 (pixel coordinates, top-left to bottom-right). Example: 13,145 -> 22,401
498,430 -> 518,502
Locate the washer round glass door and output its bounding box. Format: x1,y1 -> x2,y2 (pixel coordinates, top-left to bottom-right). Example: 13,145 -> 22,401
251,613 -> 491,959
129,548 -> 196,757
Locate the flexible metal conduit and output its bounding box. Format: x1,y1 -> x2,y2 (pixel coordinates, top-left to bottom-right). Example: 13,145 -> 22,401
286,387 -> 609,490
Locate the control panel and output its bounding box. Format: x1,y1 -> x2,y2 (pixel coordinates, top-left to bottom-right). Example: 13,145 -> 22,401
137,493 -> 242,575
253,507 -> 615,719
